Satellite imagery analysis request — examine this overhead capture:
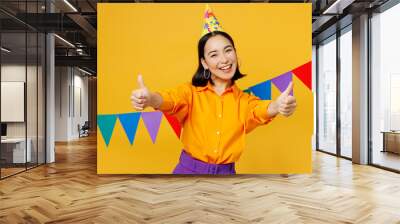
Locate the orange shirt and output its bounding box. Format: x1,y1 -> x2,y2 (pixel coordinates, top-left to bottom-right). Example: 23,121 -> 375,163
157,82 -> 274,164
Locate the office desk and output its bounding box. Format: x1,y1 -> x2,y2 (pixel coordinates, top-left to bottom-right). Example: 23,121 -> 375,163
1,138 -> 31,163
381,131 -> 400,154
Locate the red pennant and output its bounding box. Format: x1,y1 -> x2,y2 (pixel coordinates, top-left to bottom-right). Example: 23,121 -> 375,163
292,61 -> 312,90
163,113 -> 182,139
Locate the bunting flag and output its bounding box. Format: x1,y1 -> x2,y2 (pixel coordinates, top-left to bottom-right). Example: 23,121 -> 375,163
118,113 -> 141,145
271,71 -> 293,96
97,114 -> 118,147
249,80 -> 271,100
292,61 -> 312,90
141,111 -> 163,144
163,113 -> 182,139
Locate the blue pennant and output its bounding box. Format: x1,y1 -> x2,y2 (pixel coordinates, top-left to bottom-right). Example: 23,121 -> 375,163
118,113 -> 141,145
249,80 -> 271,100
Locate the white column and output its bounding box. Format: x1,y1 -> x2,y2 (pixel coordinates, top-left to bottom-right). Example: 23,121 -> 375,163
312,45 -> 317,151
46,33 -> 55,163
45,1 -> 55,163
352,14 -> 369,164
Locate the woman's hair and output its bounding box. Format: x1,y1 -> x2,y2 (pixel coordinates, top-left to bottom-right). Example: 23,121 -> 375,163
192,31 -> 245,87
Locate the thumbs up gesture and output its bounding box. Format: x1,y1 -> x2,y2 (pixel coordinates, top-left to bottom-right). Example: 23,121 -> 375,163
130,74 -> 152,111
269,82 -> 297,117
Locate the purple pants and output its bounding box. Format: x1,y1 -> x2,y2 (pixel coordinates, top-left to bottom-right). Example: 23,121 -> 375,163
173,150 -> 236,175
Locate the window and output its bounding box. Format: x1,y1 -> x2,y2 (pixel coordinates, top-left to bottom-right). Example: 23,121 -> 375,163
339,28 -> 352,158
371,2 -> 400,171
317,35 -> 337,154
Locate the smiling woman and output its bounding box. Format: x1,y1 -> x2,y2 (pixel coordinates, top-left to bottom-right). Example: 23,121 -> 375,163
96,2 -> 314,174
192,31 -> 243,92
129,5 -> 297,174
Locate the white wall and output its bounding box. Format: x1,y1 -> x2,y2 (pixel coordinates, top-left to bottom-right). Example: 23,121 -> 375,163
55,67 -> 89,141
72,73 -> 89,138
55,66 -> 69,141
1,63 -> 46,164
1,65 -> 37,138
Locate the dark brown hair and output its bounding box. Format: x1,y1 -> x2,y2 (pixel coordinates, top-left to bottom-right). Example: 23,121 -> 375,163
192,31 -> 245,86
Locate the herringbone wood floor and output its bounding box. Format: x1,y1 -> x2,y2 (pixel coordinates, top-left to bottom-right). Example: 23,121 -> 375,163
1,135 -> 400,224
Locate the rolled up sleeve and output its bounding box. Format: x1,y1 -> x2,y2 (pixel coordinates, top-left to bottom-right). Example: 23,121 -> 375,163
155,83 -> 192,123
245,94 -> 275,133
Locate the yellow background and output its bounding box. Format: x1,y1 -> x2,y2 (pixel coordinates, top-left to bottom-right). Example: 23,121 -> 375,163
97,3 -> 313,174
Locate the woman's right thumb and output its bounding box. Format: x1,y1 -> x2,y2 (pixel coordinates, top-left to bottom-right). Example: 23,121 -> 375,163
137,74 -> 146,89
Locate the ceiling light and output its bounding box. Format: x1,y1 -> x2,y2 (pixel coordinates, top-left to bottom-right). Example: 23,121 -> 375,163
78,67 -> 93,76
1,47 -> 11,53
322,0 -> 355,15
63,0 -> 78,12
54,34 -> 75,48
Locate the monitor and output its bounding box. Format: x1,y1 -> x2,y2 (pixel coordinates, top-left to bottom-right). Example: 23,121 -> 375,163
1,123 -> 7,137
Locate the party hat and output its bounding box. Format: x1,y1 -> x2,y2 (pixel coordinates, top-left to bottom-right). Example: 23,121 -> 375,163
201,4 -> 223,37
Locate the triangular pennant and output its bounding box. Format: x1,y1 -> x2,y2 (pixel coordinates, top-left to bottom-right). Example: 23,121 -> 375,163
271,71 -> 293,96
163,113 -> 182,139
118,113 -> 141,145
141,111 -> 163,144
249,80 -> 271,100
97,114 -> 117,147
292,61 -> 312,90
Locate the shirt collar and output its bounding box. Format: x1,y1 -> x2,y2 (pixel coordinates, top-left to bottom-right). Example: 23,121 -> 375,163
195,81 -> 240,97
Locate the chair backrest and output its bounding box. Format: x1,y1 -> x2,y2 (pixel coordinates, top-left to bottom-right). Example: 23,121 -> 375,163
82,121 -> 90,129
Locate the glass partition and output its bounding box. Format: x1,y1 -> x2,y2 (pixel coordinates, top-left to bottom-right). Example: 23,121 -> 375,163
0,1 -> 46,179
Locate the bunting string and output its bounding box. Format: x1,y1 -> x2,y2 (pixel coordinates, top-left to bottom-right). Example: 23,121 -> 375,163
98,61 -> 312,147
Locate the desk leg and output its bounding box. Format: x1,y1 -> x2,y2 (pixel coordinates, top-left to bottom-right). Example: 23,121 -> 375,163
382,133 -> 386,152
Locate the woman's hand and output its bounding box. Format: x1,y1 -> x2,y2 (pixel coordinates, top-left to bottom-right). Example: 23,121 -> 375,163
267,82 -> 297,117
130,74 -> 155,111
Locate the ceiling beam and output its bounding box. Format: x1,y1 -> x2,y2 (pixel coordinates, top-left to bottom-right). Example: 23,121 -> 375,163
55,55 -> 96,70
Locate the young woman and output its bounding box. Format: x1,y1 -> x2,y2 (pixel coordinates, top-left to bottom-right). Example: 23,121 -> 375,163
130,31 -> 297,174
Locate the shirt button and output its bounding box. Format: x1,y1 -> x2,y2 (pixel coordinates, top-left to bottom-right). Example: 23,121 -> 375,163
218,114 -> 222,118
216,131 -> 220,135
214,149 -> 218,153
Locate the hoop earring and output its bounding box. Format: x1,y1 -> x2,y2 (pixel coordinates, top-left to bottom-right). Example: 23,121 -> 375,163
203,69 -> 211,79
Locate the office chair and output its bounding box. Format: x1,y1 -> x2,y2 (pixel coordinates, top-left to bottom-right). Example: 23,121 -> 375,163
79,121 -> 90,138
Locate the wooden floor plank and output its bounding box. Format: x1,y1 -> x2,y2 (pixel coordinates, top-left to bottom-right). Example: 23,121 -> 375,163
0,134 -> 400,223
